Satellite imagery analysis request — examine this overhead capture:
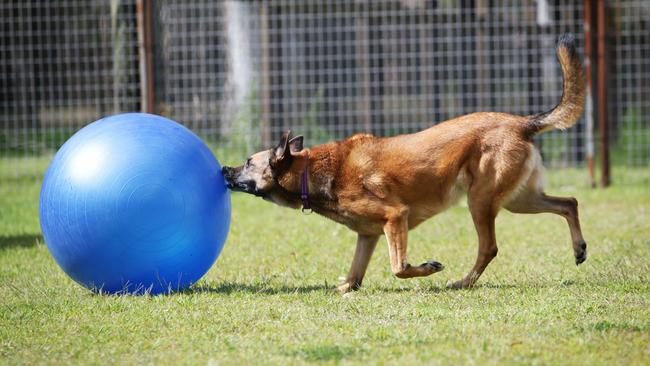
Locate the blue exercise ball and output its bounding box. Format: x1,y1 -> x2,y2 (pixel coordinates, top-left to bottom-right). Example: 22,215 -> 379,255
39,113 -> 230,295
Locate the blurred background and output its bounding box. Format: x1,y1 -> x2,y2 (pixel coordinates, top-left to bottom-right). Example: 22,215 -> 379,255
1,0 -> 648,187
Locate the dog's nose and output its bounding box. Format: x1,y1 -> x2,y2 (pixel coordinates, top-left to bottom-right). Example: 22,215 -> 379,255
222,166 -> 237,184
222,167 -> 234,188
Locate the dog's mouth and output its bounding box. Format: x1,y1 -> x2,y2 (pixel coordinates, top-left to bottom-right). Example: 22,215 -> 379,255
224,178 -> 266,197
225,180 -> 250,192
222,166 -> 266,197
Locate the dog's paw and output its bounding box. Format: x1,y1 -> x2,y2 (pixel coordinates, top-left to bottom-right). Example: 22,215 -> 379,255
334,281 -> 359,295
575,241 -> 587,265
422,260 -> 444,272
446,279 -> 472,290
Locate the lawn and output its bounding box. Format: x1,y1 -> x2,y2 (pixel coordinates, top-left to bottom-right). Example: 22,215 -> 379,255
1,159 -> 649,365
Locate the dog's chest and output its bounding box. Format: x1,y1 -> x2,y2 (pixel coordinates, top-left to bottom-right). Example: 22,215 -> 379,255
313,203 -> 384,235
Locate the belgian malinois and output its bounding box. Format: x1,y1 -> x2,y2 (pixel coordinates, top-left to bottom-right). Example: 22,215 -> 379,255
222,34 -> 587,293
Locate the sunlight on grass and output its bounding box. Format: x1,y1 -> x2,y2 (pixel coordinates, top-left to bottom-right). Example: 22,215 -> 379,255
1,157 -> 649,364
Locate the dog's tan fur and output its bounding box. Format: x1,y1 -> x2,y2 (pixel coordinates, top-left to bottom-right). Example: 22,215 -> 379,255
223,34 -> 587,293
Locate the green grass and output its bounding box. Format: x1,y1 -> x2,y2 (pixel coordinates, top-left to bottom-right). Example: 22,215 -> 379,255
1,158 -> 649,365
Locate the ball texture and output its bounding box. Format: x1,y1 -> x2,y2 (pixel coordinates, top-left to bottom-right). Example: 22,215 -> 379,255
39,113 -> 230,294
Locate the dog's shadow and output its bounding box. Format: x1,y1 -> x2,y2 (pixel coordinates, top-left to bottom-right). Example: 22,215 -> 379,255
183,281 -> 331,295
183,281 -> 482,295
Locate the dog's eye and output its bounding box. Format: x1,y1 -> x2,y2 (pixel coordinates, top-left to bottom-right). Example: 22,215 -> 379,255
245,158 -> 252,167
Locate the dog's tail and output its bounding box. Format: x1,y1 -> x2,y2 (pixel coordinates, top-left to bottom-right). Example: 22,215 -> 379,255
524,34 -> 585,137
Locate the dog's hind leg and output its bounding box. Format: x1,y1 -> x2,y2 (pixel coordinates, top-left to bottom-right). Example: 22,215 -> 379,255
505,191 -> 587,265
336,234 -> 380,294
383,207 -> 444,279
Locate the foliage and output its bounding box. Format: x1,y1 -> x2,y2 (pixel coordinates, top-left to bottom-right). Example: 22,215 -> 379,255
302,87 -> 333,145
611,107 -> 650,166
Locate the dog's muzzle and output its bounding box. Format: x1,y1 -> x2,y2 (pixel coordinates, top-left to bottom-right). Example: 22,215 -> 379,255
222,166 -> 242,190
222,166 -> 265,197
221,166 -> 236,187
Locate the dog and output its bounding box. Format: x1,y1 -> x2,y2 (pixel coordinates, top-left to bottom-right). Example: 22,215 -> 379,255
222,34 -> 587,294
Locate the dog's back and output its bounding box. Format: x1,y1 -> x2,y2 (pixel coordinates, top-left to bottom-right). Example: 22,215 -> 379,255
333,34 -> 584,227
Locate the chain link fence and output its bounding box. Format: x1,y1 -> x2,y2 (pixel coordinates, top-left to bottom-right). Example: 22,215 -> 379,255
607,0 -> 650,167
1,0 -> 648,183
0,0 -> 140,157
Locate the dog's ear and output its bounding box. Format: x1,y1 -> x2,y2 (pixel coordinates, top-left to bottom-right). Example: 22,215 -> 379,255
288,135 -> 304,153
274,130 -> 292,160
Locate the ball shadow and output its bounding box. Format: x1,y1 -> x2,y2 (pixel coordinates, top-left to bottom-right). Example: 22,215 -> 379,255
0,234 -> 43,251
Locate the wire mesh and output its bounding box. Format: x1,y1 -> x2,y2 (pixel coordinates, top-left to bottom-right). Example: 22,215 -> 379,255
607,0 -> 650,167
0,1 -> 140,164
0,0 -> 648,183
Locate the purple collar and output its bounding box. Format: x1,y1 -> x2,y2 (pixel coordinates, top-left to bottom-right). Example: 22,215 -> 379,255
300,154 -> 311,213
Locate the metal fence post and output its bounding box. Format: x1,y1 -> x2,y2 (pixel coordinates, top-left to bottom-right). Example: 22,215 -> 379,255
136,0 -> 155,114
584,0 -> 596,188
596,0 -> 610,186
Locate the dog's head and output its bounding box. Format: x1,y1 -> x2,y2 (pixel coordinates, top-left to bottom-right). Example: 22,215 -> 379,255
222,131 -> 304,203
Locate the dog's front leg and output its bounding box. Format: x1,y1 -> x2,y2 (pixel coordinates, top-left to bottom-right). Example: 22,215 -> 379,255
383,208 -> 444,279
336,234 -> 380,294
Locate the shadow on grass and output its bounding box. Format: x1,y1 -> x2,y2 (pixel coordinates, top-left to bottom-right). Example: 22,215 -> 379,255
0,234 -> 43,251
184,281 -> 331,295
186,281 -> 456,295
90,279 -> 595,298
471,279 -> 593,290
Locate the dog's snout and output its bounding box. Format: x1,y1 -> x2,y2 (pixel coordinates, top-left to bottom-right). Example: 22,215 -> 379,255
222,166 -> 236,189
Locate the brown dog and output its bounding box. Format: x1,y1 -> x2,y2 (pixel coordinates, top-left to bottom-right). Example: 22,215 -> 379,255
222,34 -> 586,293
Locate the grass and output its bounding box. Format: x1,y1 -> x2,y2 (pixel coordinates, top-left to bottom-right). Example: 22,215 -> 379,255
1,157 -> 649,365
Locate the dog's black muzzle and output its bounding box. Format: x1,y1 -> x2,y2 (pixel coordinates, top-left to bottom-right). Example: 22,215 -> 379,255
222,166 -> 243,190
221,166 -> 236,187
222,166 -> 265,197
